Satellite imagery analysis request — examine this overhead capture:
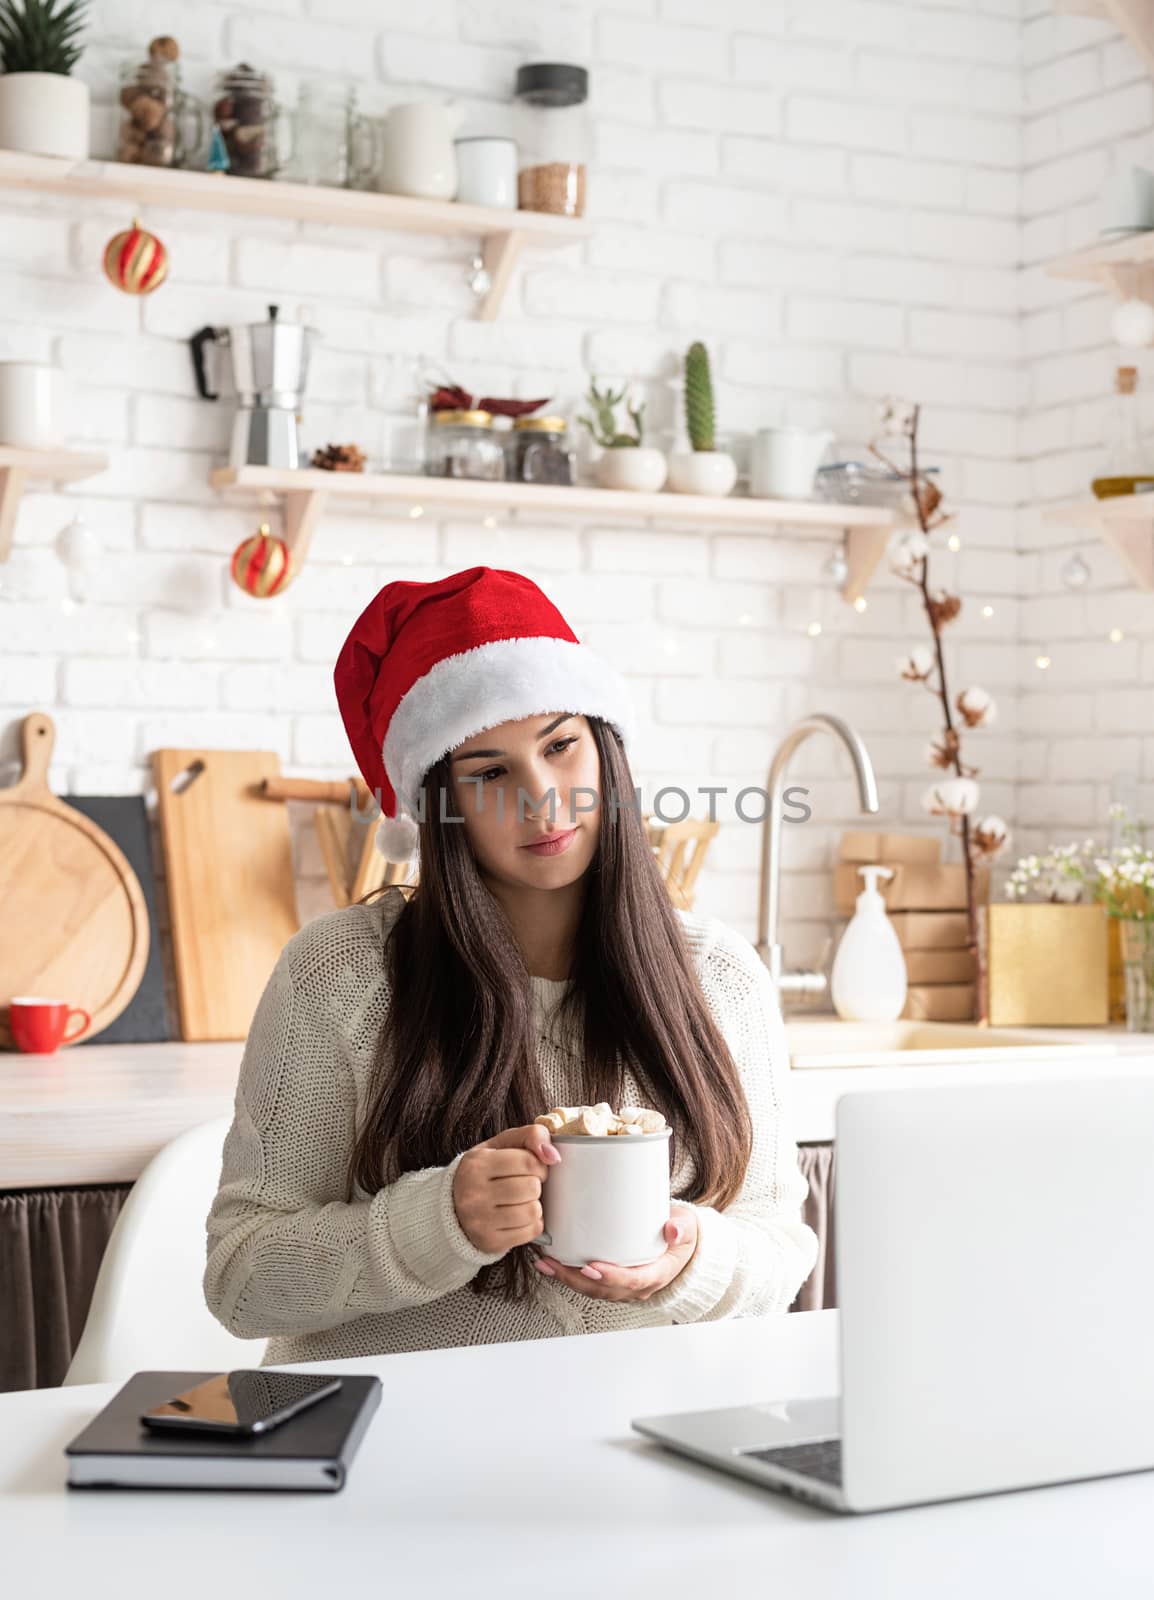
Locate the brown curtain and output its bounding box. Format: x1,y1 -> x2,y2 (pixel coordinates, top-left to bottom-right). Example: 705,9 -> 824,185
0,1185 -> 132,1393
792,1143 -> 836,1313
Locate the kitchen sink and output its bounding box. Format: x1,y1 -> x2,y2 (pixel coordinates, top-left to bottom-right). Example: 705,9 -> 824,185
784,1017 -> 1112,1069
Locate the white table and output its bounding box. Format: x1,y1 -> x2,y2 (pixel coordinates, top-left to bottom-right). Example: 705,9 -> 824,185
1,1313 -> 1151,1599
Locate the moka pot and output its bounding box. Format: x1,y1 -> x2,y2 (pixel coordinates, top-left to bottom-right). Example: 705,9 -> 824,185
190,304 -> 314,469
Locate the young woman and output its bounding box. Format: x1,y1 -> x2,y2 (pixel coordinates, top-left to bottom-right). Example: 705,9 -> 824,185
205,566 -> 817,1364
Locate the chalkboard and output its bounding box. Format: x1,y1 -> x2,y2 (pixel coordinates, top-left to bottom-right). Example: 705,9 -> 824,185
64,795 -> 173,1045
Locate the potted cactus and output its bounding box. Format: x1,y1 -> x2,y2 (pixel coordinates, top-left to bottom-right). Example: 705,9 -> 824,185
578,377 -> 667,493
668,341 -> 738,496
0,0 -> 89,158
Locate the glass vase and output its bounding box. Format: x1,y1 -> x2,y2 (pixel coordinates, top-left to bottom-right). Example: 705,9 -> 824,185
1118,917 -> 1154,1032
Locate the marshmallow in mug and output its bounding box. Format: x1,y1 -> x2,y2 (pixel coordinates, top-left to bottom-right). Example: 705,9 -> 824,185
534,1102 -> 668,1138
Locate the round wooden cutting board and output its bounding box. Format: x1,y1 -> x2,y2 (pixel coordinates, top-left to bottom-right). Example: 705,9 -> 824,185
0,713 -> 149,1049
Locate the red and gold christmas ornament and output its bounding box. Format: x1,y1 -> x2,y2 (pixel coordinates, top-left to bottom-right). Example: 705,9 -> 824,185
230,522 -> 295,598
103,217 -> 169,296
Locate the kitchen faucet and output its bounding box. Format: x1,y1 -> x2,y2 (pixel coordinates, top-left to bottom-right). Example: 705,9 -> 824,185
756,712 -> 880,998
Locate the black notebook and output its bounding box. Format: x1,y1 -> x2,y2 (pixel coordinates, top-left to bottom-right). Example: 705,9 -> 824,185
65,1371 -> 381,1492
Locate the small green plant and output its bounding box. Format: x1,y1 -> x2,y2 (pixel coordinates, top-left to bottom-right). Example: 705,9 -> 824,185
684,340 -> 715,452
578,377 -> 645,448
0,0 -> 87,74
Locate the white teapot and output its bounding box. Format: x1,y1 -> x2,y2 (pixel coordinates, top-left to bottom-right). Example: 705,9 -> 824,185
377,101 -> 463,200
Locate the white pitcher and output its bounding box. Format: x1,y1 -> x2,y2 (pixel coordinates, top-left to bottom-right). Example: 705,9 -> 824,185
751,426 -> 834,500
377,102 -> 463,200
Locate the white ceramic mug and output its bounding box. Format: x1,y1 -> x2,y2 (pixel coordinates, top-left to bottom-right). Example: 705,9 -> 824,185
0,361 -> 68,449
537,1129 -> 672,1268
454,136 -> 517,209
1101,164 -> 1154,233
750,426 -> 833,500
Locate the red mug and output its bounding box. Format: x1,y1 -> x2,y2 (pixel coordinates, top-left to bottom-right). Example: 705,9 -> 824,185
9,996 -> 92,1054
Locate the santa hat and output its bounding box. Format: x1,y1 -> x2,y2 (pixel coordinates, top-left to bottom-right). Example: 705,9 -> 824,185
333,566 -> 636,862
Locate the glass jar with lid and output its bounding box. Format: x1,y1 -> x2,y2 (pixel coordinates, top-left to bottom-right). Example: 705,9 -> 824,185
511,415 -> 575,485
513,62 -> 590,218
425,410 -> 507,481
117,39 -> 204,168
213,62 -> 283,179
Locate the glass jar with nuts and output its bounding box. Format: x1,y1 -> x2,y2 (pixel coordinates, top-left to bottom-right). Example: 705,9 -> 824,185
212,62 -> 284,180
117,36 -> 205,169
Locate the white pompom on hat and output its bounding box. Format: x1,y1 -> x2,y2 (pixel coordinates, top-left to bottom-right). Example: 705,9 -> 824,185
333,566 -> 636,862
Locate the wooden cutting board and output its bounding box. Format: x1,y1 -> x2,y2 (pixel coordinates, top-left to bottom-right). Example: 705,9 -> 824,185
0,713 -> 149,1049
152,748 -> 299,1041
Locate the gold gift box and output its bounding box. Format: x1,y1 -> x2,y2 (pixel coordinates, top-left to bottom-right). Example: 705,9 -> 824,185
986,904 -> 1109,1027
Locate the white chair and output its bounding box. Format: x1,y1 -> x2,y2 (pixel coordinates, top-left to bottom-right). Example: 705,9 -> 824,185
64,1116 -> 265,1386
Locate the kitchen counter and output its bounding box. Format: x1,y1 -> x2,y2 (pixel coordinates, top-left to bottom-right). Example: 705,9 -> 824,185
4,1024 -> 1154,1185
784,1018 -> 1154,1142
0,1041 -> 242,1187
2,1312 -> 1151,1599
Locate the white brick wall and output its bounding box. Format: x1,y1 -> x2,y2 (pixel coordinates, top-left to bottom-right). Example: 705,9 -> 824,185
1019,0 -> 1154,858
0,0 -> 1145,961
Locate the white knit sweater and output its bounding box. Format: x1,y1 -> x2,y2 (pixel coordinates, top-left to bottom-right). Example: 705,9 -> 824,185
204,889 -> 818,1365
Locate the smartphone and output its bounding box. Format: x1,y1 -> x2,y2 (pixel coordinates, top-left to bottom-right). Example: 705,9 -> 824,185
141,1371 -> 342,1436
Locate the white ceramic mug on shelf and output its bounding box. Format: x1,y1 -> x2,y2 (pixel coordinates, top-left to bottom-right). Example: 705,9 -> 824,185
0,362 -> 68,449
536,1129 -> 672,1268
750,426 -> 833,500
454,136 -> 517,208
1101,164 -> 1154,233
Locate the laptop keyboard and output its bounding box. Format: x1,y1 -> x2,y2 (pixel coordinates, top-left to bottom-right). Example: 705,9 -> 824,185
743,1438 -> 843,1486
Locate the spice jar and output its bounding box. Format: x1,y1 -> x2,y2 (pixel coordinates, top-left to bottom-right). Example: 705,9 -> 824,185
425,411 -> 507,481
117,36 -> 204,168
213,63 -> 282,179
511,416 -> 574,485
513,62 -> 590,218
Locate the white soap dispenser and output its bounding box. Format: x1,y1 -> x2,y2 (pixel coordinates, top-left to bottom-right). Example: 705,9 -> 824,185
830,865 -> 908,1023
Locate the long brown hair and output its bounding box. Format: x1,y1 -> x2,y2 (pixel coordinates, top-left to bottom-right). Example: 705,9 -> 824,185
348,716 -> 753,1297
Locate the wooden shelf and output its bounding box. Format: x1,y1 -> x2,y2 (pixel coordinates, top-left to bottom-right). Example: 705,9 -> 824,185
0,446 -> 108,563
0,150 -> 589,319
210,466 -> 895,603
1047,228 -> 1154,296
1044,494 -> 1154,588
1045,0 -> 1154,299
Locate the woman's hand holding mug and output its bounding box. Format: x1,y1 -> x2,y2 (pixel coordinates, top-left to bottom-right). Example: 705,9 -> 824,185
452,1123 -> 559,1254
533,1201 -> 699,1302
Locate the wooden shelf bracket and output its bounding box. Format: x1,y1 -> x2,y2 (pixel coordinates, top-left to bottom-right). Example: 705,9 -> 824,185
282,487 -> 329,574
479,230 -> 527,321
1043,496 -> 1154,590
0,448 -> 108,563
842,525 -> 894,606
0,462 -> 29,564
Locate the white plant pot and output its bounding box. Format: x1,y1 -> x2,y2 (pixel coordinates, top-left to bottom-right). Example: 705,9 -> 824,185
595,447 -> 667,493
0,73 -> 90,160
667,450 -> 738,497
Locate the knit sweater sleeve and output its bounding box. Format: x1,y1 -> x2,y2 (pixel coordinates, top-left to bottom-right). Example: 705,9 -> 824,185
203,913 -> 503,1340
642,918 -> 819,1324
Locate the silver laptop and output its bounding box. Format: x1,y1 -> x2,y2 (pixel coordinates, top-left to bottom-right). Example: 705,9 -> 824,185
633,1075 -> 1154,1513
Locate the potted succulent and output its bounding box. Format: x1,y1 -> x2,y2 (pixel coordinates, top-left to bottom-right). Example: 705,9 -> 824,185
578,377 -> 667,493
667,341 -> 737,496
0,0 -> 89,159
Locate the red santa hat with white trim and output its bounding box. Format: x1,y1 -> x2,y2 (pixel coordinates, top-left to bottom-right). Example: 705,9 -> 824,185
333,566 -> 636,862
